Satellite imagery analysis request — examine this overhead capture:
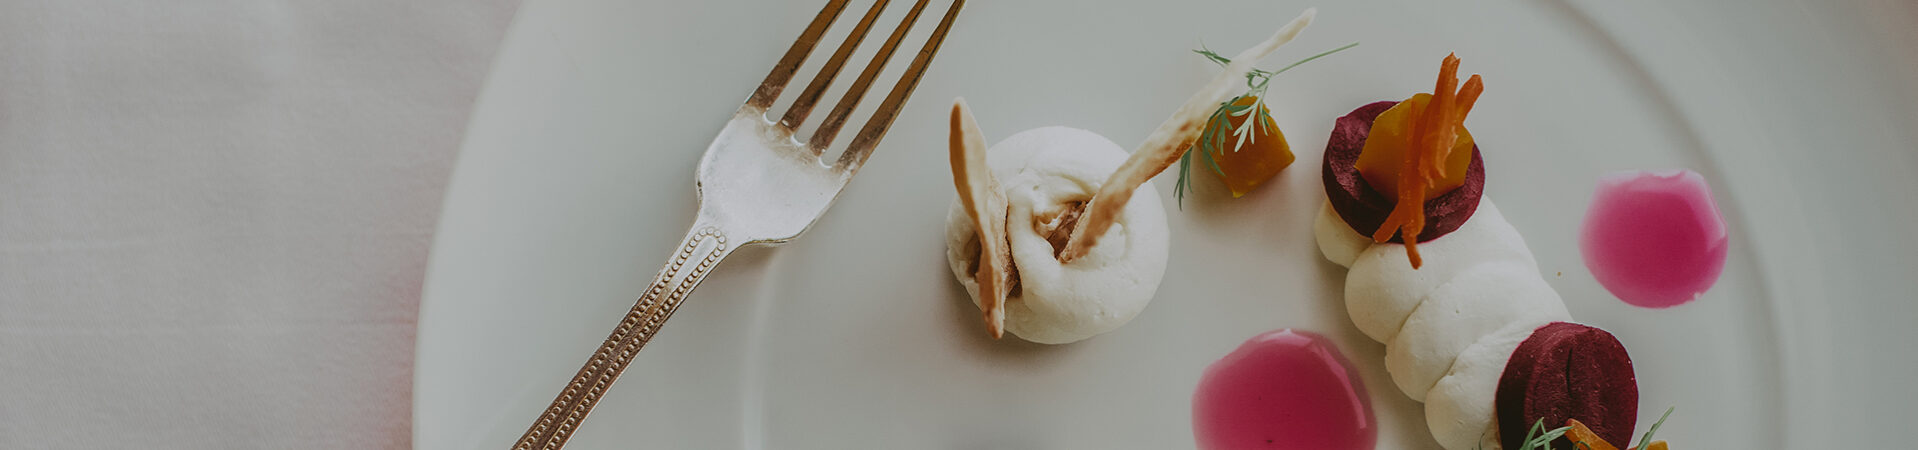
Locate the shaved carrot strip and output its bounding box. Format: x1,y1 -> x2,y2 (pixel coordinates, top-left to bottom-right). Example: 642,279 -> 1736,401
1566,419 -> 1621,450
1370,97 -> 1429,266
1374,54 -> 1480,268
1420,55 -> 1460,187
1454,74 -> 1484,119
1435,74 -> 1482,180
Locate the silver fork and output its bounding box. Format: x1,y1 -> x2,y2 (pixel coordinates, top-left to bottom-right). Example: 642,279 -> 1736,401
512,0 -> 964,448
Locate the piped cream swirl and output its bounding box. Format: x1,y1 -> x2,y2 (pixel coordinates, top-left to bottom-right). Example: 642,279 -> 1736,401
1315,199 -> 1568,450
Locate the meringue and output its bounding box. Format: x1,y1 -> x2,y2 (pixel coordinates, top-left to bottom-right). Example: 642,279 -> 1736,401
945,127 -> 1170,344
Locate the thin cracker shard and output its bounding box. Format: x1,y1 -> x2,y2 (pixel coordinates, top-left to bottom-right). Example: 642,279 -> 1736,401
949,98 -> 1010,338
1059,8 -> 1316,263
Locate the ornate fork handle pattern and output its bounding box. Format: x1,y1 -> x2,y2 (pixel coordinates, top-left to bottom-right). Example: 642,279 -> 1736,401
507,0 -> 962,446
514,225 -> 732,450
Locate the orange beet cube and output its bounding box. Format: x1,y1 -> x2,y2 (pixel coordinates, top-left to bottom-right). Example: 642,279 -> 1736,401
1207,96 -> 1295,197
1354,93 -> 1474,199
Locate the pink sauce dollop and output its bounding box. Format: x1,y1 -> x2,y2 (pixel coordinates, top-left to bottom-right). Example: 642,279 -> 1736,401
1192,329 -> 1376,450
1580,169 -> 1729,308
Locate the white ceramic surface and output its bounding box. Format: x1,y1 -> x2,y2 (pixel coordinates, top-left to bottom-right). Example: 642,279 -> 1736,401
416,0 -> 1918,448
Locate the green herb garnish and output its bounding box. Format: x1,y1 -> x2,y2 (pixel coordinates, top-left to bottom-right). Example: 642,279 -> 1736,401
1479,407 -> 1678,450
1480,418 -> 1574,450
1633,407 -> 1675,450
1173,41 -> 1358,208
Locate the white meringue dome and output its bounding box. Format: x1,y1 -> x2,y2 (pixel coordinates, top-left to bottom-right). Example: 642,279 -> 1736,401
945,126 -> 1171,344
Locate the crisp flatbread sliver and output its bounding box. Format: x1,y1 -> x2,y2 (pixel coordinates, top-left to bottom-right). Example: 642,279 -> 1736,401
1060,8 -> 1318,262
949,98 -> 1011,338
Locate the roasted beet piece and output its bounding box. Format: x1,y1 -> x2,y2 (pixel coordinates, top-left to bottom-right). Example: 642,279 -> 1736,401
1322,101 -> 1484,243
1496,322 -> 1639,449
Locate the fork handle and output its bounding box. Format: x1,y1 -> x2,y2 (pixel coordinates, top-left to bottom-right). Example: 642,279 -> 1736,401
513,222 -> 735,450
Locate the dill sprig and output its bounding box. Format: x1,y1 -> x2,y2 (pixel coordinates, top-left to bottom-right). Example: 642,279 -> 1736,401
1480,406 -> 1678,450
1632,407 -> 1675,450
1482,418 -> 1574,450
1174,42 -> 1359,208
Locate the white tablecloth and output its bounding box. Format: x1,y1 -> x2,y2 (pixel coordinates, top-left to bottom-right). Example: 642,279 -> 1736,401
0,1 -> 519,447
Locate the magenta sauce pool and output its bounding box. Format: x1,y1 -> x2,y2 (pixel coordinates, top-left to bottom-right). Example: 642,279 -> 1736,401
1580,169 -> 1729,308
1192,329 -> 1376,450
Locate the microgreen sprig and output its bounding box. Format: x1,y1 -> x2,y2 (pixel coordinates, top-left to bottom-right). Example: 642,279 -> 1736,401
1482,418 -> 1574,450
1632,407 -> 1675,450
1174,42 -> 1359,208
1478,407 -> 1678,450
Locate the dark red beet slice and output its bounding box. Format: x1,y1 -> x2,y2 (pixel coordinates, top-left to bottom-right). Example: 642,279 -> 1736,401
1321,101 -> 1485,243
1496,322 -> 1638,449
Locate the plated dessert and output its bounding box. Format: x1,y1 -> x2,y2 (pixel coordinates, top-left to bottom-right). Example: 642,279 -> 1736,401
939,7 -> 1720,449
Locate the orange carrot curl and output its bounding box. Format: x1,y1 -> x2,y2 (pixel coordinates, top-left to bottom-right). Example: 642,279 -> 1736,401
1565,419 -> 1621,450
1371,54 -> 1483,269
1565,418 -> 1673,450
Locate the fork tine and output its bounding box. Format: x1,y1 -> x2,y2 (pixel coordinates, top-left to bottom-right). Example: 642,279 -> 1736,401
746,0 -> 852,110
805,0 -> 932,151
836,0 -> 965,171
777,0 -> 892,134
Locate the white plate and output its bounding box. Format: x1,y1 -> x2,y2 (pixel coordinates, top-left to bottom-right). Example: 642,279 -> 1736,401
416,0 -> 1918,448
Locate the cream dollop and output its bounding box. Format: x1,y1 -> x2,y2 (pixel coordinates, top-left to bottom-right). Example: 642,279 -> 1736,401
1316,198 -> 1569,450
1330,200 -> 1537,343
946,126 -> 1170,344
1385,261 -> 1568,401
1424,320 -> 1541,450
